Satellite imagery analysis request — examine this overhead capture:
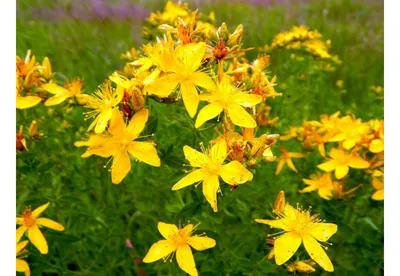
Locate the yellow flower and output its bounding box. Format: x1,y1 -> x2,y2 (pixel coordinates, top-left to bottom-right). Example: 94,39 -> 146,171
300,173 -> 334,200
42,78 -> 85,106
336,80 -> 344,88
195,74 -> 262,128
16,233 -> 30,276
275,147 -> 305,175
371,169 -> 384,200
172,139 -> 253,212
16,202 -> 65,254
256,199 -> 337,271
75,109 -> 160,184
84,80 -> 124,133
147,42 -> 215,117
328,115 -> 369,150
143,222 -> 216,276
317,148 -> 369,179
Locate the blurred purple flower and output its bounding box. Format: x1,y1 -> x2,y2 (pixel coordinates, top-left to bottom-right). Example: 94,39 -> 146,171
126,239 -> 133,249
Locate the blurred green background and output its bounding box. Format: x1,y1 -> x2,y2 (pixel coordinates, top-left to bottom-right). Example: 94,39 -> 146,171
17,0 -> 383,275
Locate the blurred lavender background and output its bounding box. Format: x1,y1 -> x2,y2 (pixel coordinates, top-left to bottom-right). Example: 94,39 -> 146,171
18,0 -> 379,22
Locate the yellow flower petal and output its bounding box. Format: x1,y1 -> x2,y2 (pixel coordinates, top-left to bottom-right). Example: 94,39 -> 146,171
348,156 -> 370,169
317,160 -> 337,172
181,81 -> 199,118
329,148 -> 345,159
111,151 -> 131,184
16,259 -> 30,275
42,82 -> 70,95
16,95 -> 43,109
275,159 -> 286,175
209,139 -> 228,164
16,225 -> 27,244
36,218 -> 64,231
28,225 -> 48,254
286,159 -> 298,173
219,161 -> 253,185
372,177 -> 384,190
232,93 -> 262,107
188,236 -> 216,251
191,71 -> 215,90
288,152 -> 305,158
318,144 -> 326,158
32,202 -> 50,218
343,138 -> 357,150
127,109 -> 149,139
369,139 -> 384,153
335,165 -> 349,179
371,189 -> 384,200
94,107 -> 113,134
328,133 -> 346,142
128,141 -> 161,167
44,93 -> 70,106
172,169 -> 204,191
274,232 -> 302,265
157,222 -> 179,239
16,240 -> 29,254
255,219 -> 287,230
108,109 -> 125,137
195,103 -> 223,128
226,104 -> 257,128
202,175 -> 220,212
146,74 -> 178,97
309,223 -> 338,242
176,244 -> 198,276
303,234 -> 334,272
143,240 -> 177,263
183,146 -> 209,167
317,187 -> 334,200
16,218 -> 24,225
178,42 -> 206,72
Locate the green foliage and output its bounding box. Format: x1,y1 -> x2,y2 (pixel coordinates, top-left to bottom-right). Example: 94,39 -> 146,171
17,0 -> 383,275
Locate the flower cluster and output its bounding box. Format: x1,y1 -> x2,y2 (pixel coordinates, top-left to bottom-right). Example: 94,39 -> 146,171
269,25 -> 341,63
280,112 -> 384,200
16,50 -> 86,110
76,1 -> 281,192
142,0 -> 216,42
15,1 -> 353,275
71,1 -> 340,274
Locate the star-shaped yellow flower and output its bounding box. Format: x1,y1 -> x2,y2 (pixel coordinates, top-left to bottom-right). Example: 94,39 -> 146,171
172,139 -> 253,212
84,80 -> 124,133
143,222 -> 216,276
195,74 -> 262,128
16,202 -> 64,254
275,147 -> 305,175
256,197 -> 337,272
75,109 -> 160,184
42,78 -> 85,106
147,42 -> 215,117
300,173 -> 334,200
317,148 -> 369,179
